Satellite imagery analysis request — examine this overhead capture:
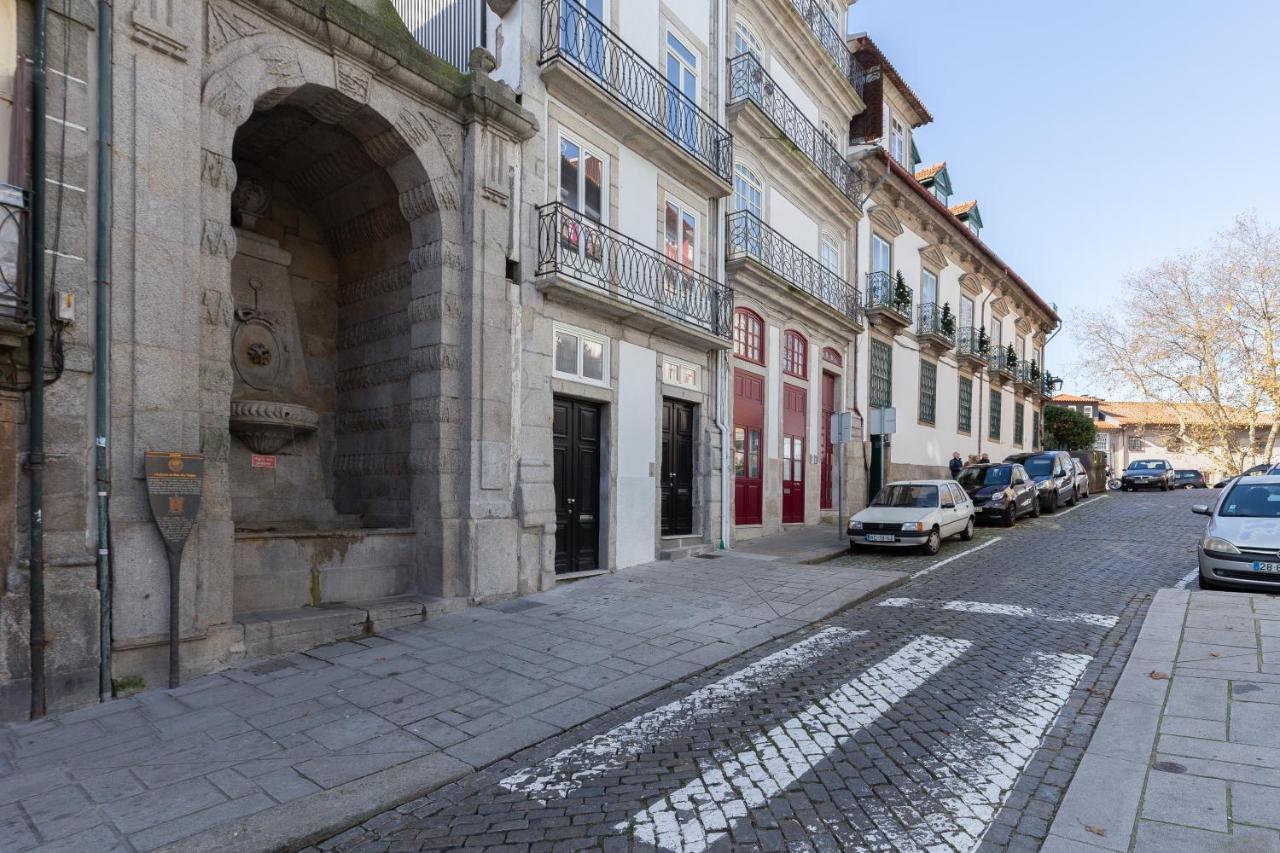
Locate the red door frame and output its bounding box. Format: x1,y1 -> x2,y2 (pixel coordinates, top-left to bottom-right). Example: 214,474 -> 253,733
733,369 -> 764,525
821,372 -> 836,510
782,383 -> 806,523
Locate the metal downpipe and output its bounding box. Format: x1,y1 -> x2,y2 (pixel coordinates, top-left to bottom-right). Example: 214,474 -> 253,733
28,0 -> 49,719
94,0 -> 114,703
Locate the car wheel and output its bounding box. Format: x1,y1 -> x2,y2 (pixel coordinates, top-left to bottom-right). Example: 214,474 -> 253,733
961,518 -> 975,541
1066,487 -> 1077,506
1162,482 -> 1169,492
1029,497 -> 1041,518
1003,505 -> 1016,527
920,527 -> 942,556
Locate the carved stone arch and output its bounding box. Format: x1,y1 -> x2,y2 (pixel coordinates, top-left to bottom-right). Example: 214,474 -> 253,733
919,244 -> 947,270
868,204 -> 905,238
958,273 -> 984,296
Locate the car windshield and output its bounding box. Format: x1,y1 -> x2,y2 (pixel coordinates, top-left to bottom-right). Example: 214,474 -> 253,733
1022,456 -> 1055,477
1219,483 -> 1280,518
1126,461 -> 1167,471
957,466 -> 1011,487
1175,470 -> 1198,478
871,484 -> 938,508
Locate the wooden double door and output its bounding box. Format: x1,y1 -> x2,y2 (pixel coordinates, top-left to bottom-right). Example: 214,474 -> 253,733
782,383 -> 806,524
733,370 -> 764,525
553,397 -> 601,575
661,399 -> 695,537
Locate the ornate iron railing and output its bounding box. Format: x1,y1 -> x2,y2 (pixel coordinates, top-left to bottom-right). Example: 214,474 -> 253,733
783,0 -> 866,97
864,270 -> 911,319
725,210 -> 861,324
0,184 -> 29,324
727,53 -> 863,206
537,203 -> 733,339
539,0 -> 732,183
956,327 -> 988,361
917,302 -> 955,344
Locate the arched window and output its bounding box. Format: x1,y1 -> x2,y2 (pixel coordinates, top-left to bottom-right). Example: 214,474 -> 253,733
733,163 -> 762,217
822,347 -> 843,368
733,20 -> 762,59
734,308 -> 764,364
783,330 -> 808,378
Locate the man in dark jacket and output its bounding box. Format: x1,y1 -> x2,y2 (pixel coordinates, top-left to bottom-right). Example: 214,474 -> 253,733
949,452 -> 964,479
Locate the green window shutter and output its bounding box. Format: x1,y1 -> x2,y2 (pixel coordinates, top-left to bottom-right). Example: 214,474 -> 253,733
919,360 -> 936,425
1014,404 -> 1025,445
958,377 -> 972,433
870,339 -> 893,409
989,388 -> 1002,441
1033,410 -> 1041,449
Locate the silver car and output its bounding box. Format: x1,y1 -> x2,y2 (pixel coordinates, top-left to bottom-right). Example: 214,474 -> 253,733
1193,475 -> 1280,591
1070,458 -> 1091,500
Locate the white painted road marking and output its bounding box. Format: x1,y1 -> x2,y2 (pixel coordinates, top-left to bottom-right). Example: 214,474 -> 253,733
1174,568 -> 1199,590
910,537 -> 1003,579
846,651 -> 1091,852
499,627 -> 865,797
1054,494 -> 1108,517
620,635 -> 973,851
878,597 -> 1118,628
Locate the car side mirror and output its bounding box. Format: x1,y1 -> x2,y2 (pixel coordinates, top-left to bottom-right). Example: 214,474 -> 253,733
1191,504 -> 1211,516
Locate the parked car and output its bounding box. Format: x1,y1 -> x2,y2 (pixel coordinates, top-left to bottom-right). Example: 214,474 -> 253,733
1213,463 -> 1269,488
1192,476 -> 1280,591
1120,459 -> 1175,491
1005,451 -> 1077,512
848,480 -> 974,555
1173,469 -> 1208,489
956,463 -> 1039,526
1070,458 -> 1091,500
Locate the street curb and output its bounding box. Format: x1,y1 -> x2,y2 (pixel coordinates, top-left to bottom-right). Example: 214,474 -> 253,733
157,568 -> 909,853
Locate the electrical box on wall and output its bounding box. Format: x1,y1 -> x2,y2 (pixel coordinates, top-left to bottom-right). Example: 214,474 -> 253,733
55,291 -> 75,324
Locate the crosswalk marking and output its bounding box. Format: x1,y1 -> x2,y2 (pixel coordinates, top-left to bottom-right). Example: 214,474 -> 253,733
499,627 -> 865,797
620,635 -> 973,851
878,597 -> 1118,628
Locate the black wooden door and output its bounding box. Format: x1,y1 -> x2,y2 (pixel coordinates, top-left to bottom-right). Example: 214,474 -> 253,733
553,397 -> 601,574
661,399 -> 695,536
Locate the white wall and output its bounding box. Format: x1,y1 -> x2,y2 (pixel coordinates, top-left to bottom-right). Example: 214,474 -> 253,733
768,57 -> 820,126
771,189 -> 818,256
618,147 -> 659,249
616,342 -> 658,568
619,1 -> 661,67
667,0 -> 711,46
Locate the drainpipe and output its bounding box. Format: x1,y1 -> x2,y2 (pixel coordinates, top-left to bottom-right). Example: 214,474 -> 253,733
715,0 -> 730,549
28,0 -> 49,719
94,0 -> 114,703
1040,317 -> 1061,448
974,276 -> 1001,461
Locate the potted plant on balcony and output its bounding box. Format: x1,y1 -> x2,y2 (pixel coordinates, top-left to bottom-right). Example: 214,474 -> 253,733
939,302 -> 955,337
893,271 -> 912,316
1005,345 -> 1017,372
977,327 -> 990,356
1029,360 -> 1041,382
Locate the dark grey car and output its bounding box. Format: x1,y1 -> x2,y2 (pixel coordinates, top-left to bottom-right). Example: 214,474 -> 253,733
1005,451 -> 1077,512
956,463 -> 1040,526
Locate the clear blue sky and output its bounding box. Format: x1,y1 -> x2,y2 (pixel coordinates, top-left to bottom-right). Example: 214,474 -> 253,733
846,0 -> 1280,395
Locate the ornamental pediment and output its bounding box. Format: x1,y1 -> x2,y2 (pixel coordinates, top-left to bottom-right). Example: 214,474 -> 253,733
919,244 -> 947,270
869,204 -> 905,238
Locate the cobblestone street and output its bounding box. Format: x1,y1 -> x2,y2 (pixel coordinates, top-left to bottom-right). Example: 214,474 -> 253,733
322,490 -> 1206,852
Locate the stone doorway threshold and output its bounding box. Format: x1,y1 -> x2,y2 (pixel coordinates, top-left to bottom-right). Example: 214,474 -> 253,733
237,595 -> 468,661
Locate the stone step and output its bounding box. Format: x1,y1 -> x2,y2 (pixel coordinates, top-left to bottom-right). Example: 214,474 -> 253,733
659,540 -> 716,561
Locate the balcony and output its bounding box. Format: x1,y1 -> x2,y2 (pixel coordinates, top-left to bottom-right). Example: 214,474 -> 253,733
956,327 -> 989,371
916,303 -> 955,356
725,210 -> 862,329
535,203 -> 733,348
0,184 -> 31,348
1015,364 -> 1041,397
727,53 -> 863,209
783,0 -> 867,97
538,0 -> 733,197
988,353 -> 1016,387
863,271 -> 912,332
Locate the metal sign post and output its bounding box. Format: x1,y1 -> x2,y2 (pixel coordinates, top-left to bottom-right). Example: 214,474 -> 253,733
144,452 -> 204,689
830,412 -> 854,543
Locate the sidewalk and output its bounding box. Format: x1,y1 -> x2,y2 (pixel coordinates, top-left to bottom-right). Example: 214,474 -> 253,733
0,552 -> 903,853
728,524 -> 852,564
1046,589 -> 1280,852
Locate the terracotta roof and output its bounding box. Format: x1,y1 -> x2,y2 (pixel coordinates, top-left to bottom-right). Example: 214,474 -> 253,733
949,200 -> 978,217
1094,421 -> 1122,431
849,35 -> 933,127
1050,392 -> 1103,404
915,162 -> 946,183
1099,401 -> 1276,428
879,153 -> 1060,325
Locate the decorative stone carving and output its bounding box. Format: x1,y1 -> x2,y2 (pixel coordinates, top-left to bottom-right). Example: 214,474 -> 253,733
336,265 -> 411,306
919,244 -> 947,270
958,273 -> 984,296
487,0 -> 518,15
868,205 -> 905,238
231,180 -> 269,228
207,2 -> 261,54
399,180 -> 459,220
335,57 -> 372,103
132,0 -> 189,61
335,358 -> 409,392
231,306 -> 281,391
201,149 -> 237,192
325,204 -> 404,256
228,399 -> 319,454
408,241 -> 465,273
205,77 -> 251,124
260,45 -> 304,87
201,288 -> 232,327
201,220 -> 237,258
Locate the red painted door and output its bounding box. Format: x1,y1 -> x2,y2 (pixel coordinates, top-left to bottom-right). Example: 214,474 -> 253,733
821,373 -> 836,510
733,370 -> 764,525
783,383 -> 806,523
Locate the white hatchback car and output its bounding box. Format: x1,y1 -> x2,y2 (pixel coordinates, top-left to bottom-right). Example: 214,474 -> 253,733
848,480 -> 975,555
1193,475 -> 1280,591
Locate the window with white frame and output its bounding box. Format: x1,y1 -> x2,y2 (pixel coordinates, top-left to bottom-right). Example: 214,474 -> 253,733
559,134 -> 605,223
553,323 -> 609,386
990,318 -> 1003,351
662,357 -> 700,390
664,198 -> 698,270
921,269 -> 938,307
1128,435 -> 1143,451
1082,405 -> 1094,418
733,20 -> 761,59
820,233 -> 840,276
871,233 -> 892,275
890,116 -> 906,165
960,295 -> 974,329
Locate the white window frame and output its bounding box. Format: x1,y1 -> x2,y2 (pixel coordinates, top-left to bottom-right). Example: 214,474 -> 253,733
557,130 -> 608,224
820,232 -> 840,275
733,19 -> 762,59
663,194 -> 700,272
871,233 -> 892,275
890,116 -> 906,165
960,295 -> 974,329
665,30 -> 699,107
662,357 -> 701,391
990,318 -> 1003,351
1082,405 -> 1094,418
921,269 -> 938,306
552,322 -> 611,388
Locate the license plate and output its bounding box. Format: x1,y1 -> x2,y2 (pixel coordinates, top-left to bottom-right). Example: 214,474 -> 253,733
866,534 -> 895,543
1252,562 -> 1280,574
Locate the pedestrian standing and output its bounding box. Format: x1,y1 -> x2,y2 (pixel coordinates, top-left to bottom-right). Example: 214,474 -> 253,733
979,452 -> 990,463
948,451 -> 963,479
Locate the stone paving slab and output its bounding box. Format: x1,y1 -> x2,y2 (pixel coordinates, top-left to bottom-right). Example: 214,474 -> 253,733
0,552 -> 903,852
1046,589 -> 1280,852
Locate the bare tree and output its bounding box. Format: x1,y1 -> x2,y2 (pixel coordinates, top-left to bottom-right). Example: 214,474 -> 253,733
1075,214 -> 1280,476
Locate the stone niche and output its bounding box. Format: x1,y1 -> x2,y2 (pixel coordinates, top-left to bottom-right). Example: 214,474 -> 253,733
227,100 -> 414,613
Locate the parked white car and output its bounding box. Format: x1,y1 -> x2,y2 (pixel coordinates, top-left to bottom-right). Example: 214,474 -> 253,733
848,480 -> 975,555
1192,475 -> 1280,592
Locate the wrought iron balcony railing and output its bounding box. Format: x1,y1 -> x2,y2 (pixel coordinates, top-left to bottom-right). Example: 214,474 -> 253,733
864,270 -> 912,319
0,184 -> 29,324
537,202 -> 733,339
539,0 -> 732,183
726,210 -> 861,324
728,53 -> 863,206
956,327 -> 989,361
917,302 -> 955,345
783,0 -> 866,97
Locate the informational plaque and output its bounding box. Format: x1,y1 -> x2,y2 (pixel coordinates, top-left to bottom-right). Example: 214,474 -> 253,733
144,452 -> 204,688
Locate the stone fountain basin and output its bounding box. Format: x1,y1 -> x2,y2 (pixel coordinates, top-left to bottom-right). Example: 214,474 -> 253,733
229,399 -> 319,454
